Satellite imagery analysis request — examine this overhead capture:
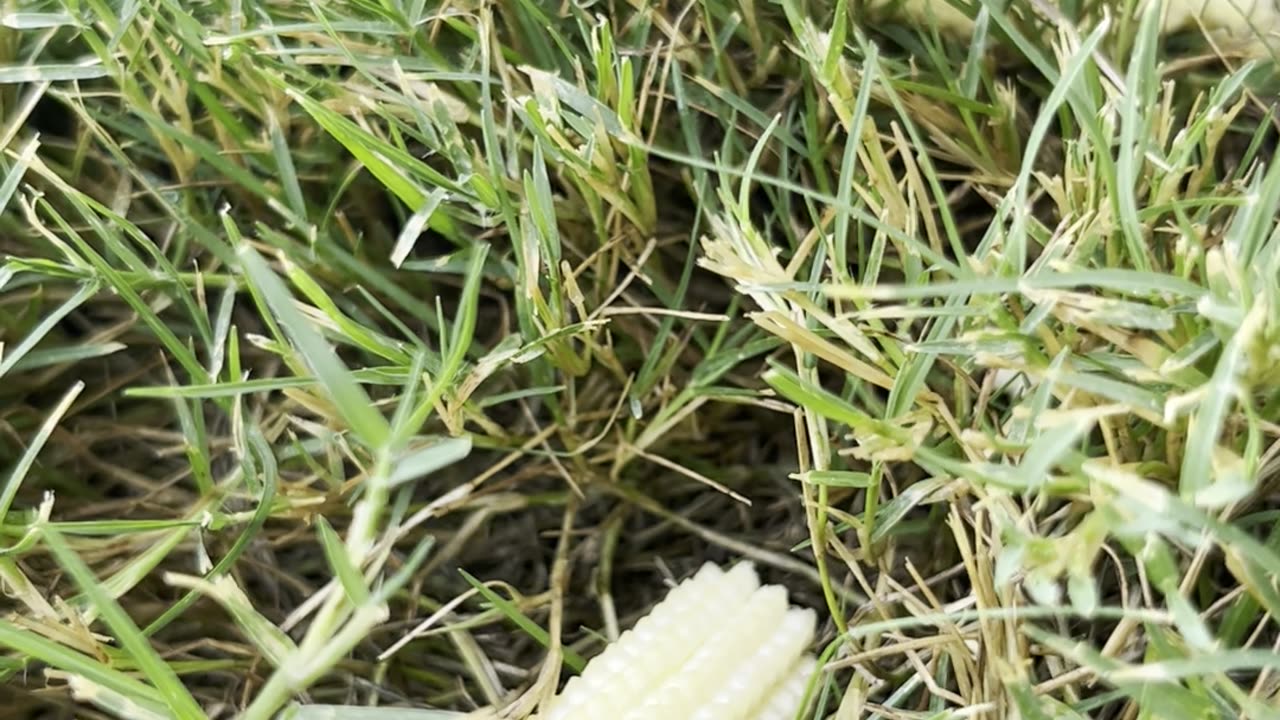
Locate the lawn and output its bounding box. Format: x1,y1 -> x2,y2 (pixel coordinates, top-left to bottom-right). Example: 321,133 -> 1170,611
3,0 -> 1280,718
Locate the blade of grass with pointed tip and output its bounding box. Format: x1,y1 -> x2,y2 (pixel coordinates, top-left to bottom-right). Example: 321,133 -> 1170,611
0,381 -> 84,523
458,569 -> 585,673
267,108 -> 307,220
388,436 -> 472,488
797,470 -> 873,488
403,243 -> 490,432
9,342 -> 127,372
392,188 -> 448,268
237,243 -> 391,450
0,282 -> 99,379
316,517 -> 372,607
1114,0 -> 1162,274
372,534 -> 436,604
1178,304 -> 1257,497
0,135 -> 39,214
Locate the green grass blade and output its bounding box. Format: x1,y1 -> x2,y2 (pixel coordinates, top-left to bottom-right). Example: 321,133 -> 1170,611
236,242 -> 391,450
458,569 -> 586,673
0,381 -> 83,523
0,618 -> 169,715
41,529 -> 208,720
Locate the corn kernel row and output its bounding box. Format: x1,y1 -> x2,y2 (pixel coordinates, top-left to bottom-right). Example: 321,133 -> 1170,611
538,562 -> 816,720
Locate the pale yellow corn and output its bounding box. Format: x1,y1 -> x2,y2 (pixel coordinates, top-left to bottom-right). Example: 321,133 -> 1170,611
748,655 -> 819,720
1157,0 -> 1279,37
869,0 -> 973,32
687,608 -> 816,720
870,0 -> 1280,51
621,584 -> 790,719
537,562 -> 816,720
540,562 -> 760,720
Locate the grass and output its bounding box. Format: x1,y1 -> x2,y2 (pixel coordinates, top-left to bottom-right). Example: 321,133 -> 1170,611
2,0 -> 1280,718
